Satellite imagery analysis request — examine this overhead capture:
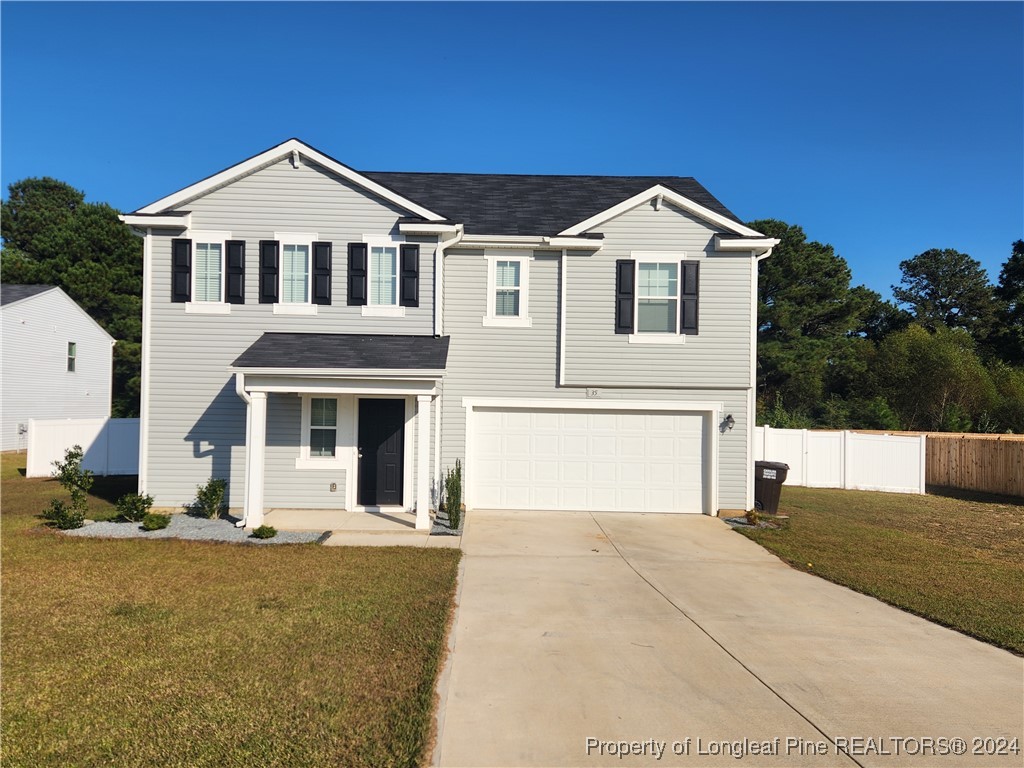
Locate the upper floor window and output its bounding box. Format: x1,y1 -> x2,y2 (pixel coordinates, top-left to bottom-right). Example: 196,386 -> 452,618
350,237 -> 417,317
281,243 -> 310,304
615,253 -> 698,342
194,242 -> 224,302
67,342 -> 76,372
173,232 -> 238,312
369,245 -> 398,306
483,253 -> 531,327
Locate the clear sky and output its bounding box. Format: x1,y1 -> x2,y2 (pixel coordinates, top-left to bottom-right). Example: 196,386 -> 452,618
2,1 -> 1021,301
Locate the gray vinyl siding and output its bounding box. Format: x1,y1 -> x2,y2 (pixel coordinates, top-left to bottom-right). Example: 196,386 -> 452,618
145,155 -> 437,509
439,243 -> 751,511
1,289 -> 113,451
565,199 -> 752,387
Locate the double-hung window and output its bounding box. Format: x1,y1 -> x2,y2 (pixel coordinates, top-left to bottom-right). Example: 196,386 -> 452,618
637,261 -> 679,333
194,242 -> 224,302
282,243 -> 310,304
616,252 -> 698,342
67,342 -> 77,372
484,253 -> 531,327
182,231 -> 232,312
369,244 -> 398,306
309,398 -> 337,457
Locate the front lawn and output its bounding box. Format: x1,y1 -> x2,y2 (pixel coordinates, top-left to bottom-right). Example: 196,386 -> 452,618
738,485 -> 1024,654
0,453 -> 461,767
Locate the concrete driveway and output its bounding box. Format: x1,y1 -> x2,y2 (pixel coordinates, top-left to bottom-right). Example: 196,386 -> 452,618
433,511 -> 1023,767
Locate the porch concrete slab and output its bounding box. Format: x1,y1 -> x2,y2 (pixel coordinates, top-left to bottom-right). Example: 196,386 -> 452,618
435,510 -> 1024,767
263,508 -> 351,532
323,530 -> 430,547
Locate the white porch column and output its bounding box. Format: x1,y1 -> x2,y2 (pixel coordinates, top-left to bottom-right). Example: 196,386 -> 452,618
244,391 -> 267,528
416,394 -> 432,531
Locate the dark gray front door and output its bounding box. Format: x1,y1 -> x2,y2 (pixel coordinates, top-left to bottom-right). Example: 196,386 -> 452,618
358,399 -> 405,506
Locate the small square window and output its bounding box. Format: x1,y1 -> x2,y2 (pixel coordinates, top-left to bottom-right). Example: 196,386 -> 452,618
67,342 -> 77,372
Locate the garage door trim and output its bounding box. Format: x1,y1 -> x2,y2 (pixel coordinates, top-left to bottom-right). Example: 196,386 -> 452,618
462,397 -> 721,515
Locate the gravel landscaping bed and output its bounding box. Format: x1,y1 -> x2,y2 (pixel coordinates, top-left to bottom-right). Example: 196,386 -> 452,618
64,515 -> 325,544
430,507 -> 463,537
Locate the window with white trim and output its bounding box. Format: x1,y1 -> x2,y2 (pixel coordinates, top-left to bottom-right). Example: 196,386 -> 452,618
309,398 -> 337,457
67,342 -> 77,372
637,261 -> 679,333
194,242 -> 224,302
281,243 -> 310,304
484,253 -> 531,327
369,244 -> 398,306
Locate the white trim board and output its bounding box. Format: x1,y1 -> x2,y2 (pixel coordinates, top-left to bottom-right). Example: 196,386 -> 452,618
558,184 -> 763,238
134,138 -> 445,222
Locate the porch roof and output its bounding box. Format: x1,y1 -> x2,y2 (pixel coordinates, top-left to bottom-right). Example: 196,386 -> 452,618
231,333 -> 450,371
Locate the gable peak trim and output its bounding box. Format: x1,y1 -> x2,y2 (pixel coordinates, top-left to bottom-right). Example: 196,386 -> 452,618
134,138 -> 446,222
558,184 -> 762,238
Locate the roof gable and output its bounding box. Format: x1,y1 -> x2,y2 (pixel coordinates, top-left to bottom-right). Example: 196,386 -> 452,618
134,139 -> 446,222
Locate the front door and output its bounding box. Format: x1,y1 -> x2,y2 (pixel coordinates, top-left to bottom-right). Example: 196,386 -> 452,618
358,398 -> 405,506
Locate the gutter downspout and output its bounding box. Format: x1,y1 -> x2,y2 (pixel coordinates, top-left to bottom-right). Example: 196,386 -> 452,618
748,247 -> 774,511
434,225 -> 464,337
234,372 -> 252,528
558,249 -> 567,387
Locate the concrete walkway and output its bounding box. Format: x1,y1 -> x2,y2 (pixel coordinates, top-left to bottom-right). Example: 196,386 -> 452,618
434,510 -> 1023,767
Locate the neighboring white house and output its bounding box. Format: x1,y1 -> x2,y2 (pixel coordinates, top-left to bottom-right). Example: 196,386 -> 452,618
1,285 -> 116,451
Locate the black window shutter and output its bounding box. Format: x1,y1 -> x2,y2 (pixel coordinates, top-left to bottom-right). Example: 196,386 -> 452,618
399,244 -> 419,308
347,243 -> 368,306
614,259 -> 635,334
312,241 -> 332,305
226,240 -> 245,304
259,240 -> 279,304
171,239 -> 192,303
680,261 -> 699,335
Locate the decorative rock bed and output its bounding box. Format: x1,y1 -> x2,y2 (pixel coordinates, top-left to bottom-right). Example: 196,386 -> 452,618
63,514 -> 326,545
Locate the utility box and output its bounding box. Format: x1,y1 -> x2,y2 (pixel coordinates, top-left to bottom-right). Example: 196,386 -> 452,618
754,461 -> 790,515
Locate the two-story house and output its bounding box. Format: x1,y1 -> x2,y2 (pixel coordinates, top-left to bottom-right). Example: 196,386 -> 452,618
120,139 -> 777,530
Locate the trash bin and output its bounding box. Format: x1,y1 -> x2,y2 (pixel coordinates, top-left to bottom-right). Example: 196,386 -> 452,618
754,461 -> 789,515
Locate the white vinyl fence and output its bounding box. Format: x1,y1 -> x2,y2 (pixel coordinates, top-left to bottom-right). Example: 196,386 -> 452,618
754,426 -> 926,494
27,418 -> 139,478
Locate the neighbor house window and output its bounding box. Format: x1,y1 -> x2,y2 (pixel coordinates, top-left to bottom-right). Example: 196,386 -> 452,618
281,243 -> 310,304
67,342 -> 76,372
636,261 -> 679,333
193,242 -> 224,302
483,253 -> 531,327
369,245 -> 398,306
309,398 -> 337,457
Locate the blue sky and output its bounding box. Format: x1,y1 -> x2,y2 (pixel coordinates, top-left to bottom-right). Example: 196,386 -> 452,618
2,2 -> 1021,300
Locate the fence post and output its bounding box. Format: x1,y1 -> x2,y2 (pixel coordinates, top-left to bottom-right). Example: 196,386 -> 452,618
801,429 -> 809,486
919,434 -> 927,494
842,430 -> 850,489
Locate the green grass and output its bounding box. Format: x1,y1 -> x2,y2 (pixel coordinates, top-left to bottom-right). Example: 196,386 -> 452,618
1,453 -> 461,767
738,485 -> 1024,654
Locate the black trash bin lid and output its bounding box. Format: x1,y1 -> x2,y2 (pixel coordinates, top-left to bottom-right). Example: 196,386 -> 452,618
755,461 -> 790,470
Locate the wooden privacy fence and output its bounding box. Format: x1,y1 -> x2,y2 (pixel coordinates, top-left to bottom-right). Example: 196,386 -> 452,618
925,434 -> 1024,498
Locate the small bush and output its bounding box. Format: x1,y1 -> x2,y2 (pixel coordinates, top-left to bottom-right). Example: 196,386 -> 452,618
251,525 -> 277,540
141,513 -> 171,531
43,445 -> 92,529
443,459 -> 463,531
193,478 -> 227,519
116,493 -> 154,523
43,498 -> 85,530
745,508 -> 761,526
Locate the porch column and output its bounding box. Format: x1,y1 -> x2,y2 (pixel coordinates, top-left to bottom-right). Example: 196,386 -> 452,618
416,394 -> 432,531
244,391 -> 267,528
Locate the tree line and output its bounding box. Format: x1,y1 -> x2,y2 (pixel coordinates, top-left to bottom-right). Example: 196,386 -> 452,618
754,220 -> 1024,433
2,178 -> 1022,432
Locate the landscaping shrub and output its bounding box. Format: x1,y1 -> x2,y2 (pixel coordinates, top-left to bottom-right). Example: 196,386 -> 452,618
251,525 -> 277,540
443,459 -> 463,531
41,445 -> 93,530
116,493 -> 154,523
141,513 -> 171,531
193,478 -> 227,519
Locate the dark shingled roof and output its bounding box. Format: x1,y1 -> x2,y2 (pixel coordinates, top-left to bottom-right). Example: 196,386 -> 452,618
362,172 -> 742,236
233,333 -> 450,371
1,284 -> 56,306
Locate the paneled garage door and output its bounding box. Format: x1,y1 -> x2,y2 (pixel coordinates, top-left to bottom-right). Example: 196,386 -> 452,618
470,407 -> 707,513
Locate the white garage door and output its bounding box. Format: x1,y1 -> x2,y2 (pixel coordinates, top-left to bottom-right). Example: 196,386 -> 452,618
470,407 -> 707,513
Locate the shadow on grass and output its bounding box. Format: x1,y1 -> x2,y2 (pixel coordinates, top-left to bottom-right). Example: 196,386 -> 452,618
926,485 -> 1023,505
90,475 -> 139,505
